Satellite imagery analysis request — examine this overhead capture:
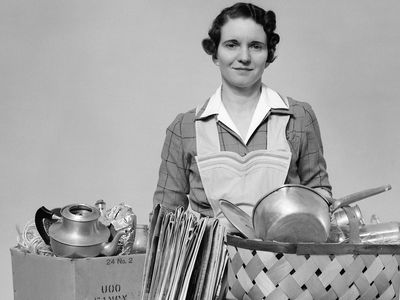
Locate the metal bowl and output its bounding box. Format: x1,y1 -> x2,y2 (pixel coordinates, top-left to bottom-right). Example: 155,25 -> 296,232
252,185 -> 330,243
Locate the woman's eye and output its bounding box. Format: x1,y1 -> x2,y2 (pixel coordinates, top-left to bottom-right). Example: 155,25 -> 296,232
224,42 -> 238,49
250,43 -> 264,50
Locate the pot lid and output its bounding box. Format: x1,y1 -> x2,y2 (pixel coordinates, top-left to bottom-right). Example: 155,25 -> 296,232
219,199 -> 257,239
61,204 -> 100,222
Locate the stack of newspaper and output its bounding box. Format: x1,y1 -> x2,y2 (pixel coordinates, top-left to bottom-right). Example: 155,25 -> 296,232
141,205 -> 228,300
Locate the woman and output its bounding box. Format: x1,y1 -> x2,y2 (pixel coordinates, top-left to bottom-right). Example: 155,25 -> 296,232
153,2 -> 331,227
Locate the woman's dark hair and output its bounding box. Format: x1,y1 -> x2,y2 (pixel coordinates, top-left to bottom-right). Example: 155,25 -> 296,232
202,2 -> 280,63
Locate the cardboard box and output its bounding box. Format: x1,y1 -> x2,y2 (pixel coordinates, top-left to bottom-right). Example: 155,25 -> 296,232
10,247 -> 145,300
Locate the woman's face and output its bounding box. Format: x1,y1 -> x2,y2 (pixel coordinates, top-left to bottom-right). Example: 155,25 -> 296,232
214,17 -> 268,90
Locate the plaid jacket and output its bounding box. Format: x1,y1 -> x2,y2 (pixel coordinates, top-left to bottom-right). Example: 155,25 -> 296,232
153,97 -> 332,216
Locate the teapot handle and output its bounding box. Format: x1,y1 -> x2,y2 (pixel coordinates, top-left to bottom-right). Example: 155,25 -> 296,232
35,206 -> 58,245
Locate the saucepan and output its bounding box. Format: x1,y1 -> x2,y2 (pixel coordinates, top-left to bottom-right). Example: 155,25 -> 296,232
253,184 -> 391,242
220,184 -> 391,243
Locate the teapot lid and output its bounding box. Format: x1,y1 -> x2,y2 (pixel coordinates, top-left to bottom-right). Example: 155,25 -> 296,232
61,204 -> 101,222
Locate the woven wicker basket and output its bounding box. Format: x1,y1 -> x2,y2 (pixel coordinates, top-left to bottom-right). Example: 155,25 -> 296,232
224,235 -> 400,300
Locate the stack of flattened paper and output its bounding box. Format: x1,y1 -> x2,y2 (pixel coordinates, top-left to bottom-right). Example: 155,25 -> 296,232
141,205 -> 228,300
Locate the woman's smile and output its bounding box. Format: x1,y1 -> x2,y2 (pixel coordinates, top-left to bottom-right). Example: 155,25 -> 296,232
233,67 -> 253,71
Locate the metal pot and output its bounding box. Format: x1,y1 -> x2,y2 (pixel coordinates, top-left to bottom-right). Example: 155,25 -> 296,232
35,204 -> 125,258
252,184 -> 391,243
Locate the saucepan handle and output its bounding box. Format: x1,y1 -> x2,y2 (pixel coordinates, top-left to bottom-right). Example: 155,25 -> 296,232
331,184 -> 392,212
34,206 -> 57,245
341,206 -> 361,243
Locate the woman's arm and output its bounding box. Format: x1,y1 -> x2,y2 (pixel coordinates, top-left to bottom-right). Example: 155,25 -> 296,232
298,102 -> 332,197
153,113 -> 190,212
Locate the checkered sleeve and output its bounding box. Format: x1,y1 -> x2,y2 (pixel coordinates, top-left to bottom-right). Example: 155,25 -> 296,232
298,103 -> 332,196
153,113 -> 190,211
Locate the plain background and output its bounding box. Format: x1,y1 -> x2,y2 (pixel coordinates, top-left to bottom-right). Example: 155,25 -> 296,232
1,0 -> 400,298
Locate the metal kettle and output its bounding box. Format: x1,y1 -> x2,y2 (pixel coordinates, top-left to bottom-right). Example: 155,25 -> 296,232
35,204 -> 125,258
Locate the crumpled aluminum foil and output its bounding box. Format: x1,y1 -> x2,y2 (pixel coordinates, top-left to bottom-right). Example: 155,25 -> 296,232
103,202 -> 137,255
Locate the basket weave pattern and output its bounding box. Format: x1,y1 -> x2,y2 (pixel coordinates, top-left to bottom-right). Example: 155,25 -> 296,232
226,245 -> 400,300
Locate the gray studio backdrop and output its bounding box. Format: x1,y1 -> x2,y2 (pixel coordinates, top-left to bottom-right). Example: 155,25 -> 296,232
1,0 -> 400,298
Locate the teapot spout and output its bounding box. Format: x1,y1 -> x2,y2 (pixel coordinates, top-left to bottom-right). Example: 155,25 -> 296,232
100,230 -> 127,256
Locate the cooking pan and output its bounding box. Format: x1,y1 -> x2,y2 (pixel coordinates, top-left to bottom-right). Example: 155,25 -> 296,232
252,184 -> 391,243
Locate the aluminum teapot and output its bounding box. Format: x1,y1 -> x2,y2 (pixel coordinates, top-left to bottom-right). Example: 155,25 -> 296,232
35,204 -> 125,258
